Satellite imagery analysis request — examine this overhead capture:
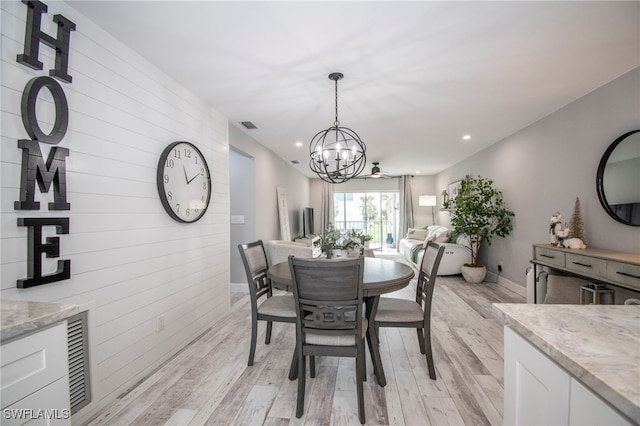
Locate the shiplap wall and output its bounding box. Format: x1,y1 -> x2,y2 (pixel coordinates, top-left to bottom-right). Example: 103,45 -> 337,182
0,1 -> 230,418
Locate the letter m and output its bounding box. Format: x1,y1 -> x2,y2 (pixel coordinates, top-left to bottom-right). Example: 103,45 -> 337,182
15,139 -> 70,210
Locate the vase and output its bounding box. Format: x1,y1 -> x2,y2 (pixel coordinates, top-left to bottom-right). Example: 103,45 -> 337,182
461,265 -> 487,283
331,249 -> 347,259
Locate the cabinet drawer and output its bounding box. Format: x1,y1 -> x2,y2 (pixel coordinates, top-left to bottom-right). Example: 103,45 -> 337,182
1,322 -> 69,409
535,246 -> 565,267
606,262 -> 640,291
1,376 -> 71,426
565,253 -> 607,279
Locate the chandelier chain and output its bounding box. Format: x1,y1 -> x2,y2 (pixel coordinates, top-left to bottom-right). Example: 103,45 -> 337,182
334,78 -> 339,126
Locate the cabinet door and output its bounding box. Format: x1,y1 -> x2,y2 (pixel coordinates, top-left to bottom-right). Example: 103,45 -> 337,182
1,323 -> 69,409
569,379 -> 631,425
504,327 -> 570,425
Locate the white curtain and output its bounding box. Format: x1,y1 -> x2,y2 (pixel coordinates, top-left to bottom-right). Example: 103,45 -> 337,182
320,181 -> 333,236
399,175 -> 414,240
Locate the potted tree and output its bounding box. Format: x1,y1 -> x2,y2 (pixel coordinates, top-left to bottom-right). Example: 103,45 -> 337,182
450,176 -> 515,283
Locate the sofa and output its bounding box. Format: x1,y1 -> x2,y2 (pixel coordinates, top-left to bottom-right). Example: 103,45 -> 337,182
265,240 -> 314,266
398,226 -> 471,275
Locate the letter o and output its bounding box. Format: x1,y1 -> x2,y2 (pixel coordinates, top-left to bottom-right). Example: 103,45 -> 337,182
21,76 -> 69,145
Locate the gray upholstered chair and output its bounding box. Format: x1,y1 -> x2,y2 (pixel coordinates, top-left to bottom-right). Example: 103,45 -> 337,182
288,256 -> 367,424
238,240 -> 296,366
374,241 -> 445,379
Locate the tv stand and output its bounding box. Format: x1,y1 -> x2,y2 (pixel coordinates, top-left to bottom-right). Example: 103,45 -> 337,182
294,235 -> 321,257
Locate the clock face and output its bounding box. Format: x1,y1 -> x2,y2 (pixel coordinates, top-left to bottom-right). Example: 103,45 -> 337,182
157,141 -> 211,223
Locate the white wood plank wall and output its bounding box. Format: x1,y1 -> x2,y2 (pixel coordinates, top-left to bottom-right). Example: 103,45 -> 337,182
0,1 -> 230,420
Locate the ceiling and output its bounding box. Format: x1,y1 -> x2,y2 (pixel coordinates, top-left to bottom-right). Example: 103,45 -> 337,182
66,1 -> 640,178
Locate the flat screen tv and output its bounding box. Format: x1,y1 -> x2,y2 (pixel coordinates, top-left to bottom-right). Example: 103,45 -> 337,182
303,207 -> 314,237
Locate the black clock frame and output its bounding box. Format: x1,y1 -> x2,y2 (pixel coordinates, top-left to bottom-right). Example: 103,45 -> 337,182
156,141 -> 212,223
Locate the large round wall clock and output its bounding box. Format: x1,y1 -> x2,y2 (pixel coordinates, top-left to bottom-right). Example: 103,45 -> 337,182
157,141 -> 211,223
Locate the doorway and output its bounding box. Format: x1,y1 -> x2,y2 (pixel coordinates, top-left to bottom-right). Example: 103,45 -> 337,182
229,148 -> 256,288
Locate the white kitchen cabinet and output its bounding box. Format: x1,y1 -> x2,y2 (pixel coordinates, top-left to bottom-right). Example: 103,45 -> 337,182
1,322 -> 71,425
504,327 -> 632,426
569,378 -> 630,425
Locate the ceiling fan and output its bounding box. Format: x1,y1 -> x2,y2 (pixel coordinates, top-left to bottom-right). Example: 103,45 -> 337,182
360,162 -> 392,179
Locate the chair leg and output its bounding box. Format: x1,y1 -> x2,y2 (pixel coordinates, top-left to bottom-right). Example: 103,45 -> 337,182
265,320 -> 273,344
248,317 -> 258,366
310,356 -> 316,378
296,352 -> 306,418
424,328 -> 436,380
416,327 -> 426,354
356,340 -> 366,424
288,346 -> 298,380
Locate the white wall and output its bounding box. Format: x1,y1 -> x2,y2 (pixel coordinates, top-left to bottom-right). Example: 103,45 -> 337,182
229,125 -> 310,241
436,67 -> 640,287
1,1 -> 229,420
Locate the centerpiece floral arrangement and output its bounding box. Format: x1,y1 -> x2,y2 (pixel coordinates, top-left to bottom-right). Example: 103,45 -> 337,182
319,225 -> 372,258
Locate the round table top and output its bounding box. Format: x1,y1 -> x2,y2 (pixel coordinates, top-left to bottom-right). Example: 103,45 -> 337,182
268,257 -> 415,297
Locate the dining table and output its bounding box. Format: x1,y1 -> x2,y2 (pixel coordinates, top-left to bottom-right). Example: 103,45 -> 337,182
267,256 -> 415,387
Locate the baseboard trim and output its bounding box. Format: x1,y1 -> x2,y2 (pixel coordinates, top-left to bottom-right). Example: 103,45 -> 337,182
486,272 -> 526,297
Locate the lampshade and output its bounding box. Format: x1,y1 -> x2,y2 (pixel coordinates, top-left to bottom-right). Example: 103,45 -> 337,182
419,195 -> 437,207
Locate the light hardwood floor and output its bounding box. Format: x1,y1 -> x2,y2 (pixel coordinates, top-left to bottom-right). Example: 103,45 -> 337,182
83,272 -> 524,426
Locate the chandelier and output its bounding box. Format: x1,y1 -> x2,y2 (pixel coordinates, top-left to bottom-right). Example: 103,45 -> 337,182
309,72 -> 367,183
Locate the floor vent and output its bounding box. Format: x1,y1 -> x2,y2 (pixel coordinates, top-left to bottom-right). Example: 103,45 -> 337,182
67,311 -> 91,415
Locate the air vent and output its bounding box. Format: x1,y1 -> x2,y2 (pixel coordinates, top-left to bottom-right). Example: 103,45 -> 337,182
240,121 -> 257,130
291,160 -> 300,164
67,311 -> 91,415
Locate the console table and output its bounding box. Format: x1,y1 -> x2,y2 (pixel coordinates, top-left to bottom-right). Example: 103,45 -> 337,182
530,244 -> 640,303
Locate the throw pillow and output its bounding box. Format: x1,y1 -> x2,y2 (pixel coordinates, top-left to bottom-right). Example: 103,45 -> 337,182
425,227 -> 450,244
406,228 -> 427,241
434,229 -> 451,243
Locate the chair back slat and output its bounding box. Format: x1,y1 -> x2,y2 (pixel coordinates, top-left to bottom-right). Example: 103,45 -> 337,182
238,241 -> 272,303
415,242 -> 446,307
289,256 -> 364,338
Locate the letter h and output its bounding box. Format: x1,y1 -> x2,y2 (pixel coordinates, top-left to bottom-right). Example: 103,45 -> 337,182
17,0 -> 76,83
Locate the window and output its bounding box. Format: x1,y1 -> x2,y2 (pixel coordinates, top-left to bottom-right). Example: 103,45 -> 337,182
333,191 -> 399,251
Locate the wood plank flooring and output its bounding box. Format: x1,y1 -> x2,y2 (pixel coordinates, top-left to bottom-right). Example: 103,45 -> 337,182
83,269 -> 524,426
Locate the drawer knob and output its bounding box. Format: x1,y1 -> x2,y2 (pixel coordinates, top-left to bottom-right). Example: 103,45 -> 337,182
540,254 -> 555,259
572,261 -> 592,268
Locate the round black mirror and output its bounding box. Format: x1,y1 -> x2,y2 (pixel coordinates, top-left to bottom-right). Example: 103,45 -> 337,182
596,130 -> 640,226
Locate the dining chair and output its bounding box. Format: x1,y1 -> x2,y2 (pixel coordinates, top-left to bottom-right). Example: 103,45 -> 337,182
288,255 -> 367,424
238,240 -> 296,366
374,241 -> 445,379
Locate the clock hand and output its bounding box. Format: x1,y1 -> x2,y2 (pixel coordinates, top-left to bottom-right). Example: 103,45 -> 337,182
183,166 -> 189,183
187,171 -> 201,184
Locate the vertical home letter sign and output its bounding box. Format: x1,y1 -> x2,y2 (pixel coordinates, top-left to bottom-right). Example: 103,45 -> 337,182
14,0 -> 75,288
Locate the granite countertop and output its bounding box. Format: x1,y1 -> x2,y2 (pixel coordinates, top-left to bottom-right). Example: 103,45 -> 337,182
1,299 -> 80,342
493,303 -> 640,422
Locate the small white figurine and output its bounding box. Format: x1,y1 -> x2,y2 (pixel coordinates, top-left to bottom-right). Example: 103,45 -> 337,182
556,224 -> 570,247
549,212 -> 563,245
562,238 -> 587,249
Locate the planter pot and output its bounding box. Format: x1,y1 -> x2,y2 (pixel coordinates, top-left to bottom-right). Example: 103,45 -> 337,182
461,265 -> 487,283
331,249 -> 348,259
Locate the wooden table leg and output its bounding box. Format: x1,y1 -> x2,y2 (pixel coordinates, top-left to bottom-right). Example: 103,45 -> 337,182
365,295 -> 386,387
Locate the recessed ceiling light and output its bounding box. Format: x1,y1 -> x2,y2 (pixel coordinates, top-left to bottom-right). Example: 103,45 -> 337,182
462,134 -> 471,140
295,142 -> 303,147
415,171 -> 421,174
